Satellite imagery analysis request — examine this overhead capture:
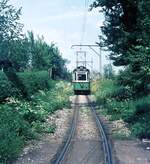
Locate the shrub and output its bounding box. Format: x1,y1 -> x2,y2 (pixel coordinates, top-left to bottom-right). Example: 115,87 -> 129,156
111,86 -> 133,101
0,71 -> 18,102
93,79 -> 150,139
0,131 -> 23,163
31,121 -> 56,134
122,96 -> 150,123
130,97 -> 150,138
0,105 -> 31,163
135,98 -> 150,116
0,81 -> 72,163
17,71 -> 54,97
0,70 -> 54,101
32,82 -> 72,113
131,120 -> 150,138
94,79 -> 116,105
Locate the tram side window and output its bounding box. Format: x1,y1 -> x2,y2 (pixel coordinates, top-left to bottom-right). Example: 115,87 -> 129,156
78,74 -> 86,81
86,73 -> 89,81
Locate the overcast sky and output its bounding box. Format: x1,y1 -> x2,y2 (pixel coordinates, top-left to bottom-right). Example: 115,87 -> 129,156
10,0 -> 110,72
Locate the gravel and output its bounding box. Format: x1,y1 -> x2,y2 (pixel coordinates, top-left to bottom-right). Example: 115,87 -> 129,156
14,108 -> 73,164
63,95 -> 104,164
76,107 -> 100,141
96,107 -> 150,164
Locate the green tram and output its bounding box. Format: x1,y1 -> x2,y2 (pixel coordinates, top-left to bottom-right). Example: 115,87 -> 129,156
72,66 -> 90,95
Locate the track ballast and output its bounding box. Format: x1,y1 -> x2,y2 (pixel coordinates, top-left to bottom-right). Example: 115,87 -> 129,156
53,95 -> 113,164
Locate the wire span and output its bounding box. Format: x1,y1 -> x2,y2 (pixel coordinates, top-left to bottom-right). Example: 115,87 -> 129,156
80,0 -> 90,46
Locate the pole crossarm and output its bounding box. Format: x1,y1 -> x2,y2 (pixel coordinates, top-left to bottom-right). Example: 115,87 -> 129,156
71,44 -> 102,78
71,44 -> 99,48
71,44 -> 107,51
71,44 -> 101,56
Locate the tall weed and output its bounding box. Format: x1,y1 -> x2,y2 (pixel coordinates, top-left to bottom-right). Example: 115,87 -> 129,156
93,79 -> 150,138
0,81 -> 72,163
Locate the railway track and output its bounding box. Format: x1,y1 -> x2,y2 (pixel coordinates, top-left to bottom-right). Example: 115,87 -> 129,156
54,96 -> 79,164
53,95 -> 113,164
86,96 -> 113,164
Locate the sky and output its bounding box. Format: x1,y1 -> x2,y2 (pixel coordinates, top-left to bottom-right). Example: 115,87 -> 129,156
10,0 -> 111,72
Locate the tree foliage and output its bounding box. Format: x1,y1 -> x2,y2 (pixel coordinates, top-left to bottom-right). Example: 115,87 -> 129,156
25,31 -> 69,79
0,0 -> 69,79
92,0 -> 150,139
0,0 -> 23,60
91,0 -> 139,66
92,0 -> 150,96
0,1 -> 71,162
103,63 -> 114,79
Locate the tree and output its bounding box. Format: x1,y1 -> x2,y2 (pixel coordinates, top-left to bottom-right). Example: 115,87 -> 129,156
103,64 -> 114,79
0,0 -> 23,41
8,38 -> 30,71
92,0 -> 150,96
0,1 -> 70,79
91,0 -> 139,66
0,0 -> 24,70
32,35 -> 52,70
25,31 -> 69,79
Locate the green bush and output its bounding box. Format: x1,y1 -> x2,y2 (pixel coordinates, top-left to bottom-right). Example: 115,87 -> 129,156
111,86 -> 133,101
121,96 -> 150,123
31,121 -> 56,134
131,120 -> 150,138
93,79 -> 150,139
18,71 -> 54,97
0,70 -> 53,102
0,105 -> 32,163
0,131 -> 23,163
130,97 -> 150,138
135,99 -> 150,116
0,81 -> 72,163
32,81 -> 72,113
94,80 -> 116,105
0,71 -> 18,102
117,66 -> 150,97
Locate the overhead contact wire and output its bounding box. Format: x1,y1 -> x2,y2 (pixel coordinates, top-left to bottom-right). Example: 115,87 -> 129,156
80,0 -> 89,45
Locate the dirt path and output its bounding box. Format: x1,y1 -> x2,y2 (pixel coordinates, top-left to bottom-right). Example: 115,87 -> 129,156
97,108 -> 150,164
62,95 -> 104,164
114,140 -> 150,164
13,108 -> 73,164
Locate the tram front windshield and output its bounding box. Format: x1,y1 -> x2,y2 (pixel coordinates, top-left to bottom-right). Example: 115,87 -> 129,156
78,74 -> 86,81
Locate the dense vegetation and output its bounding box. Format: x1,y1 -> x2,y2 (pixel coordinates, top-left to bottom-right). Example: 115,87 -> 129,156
0,0 -> 72,163
92,80 -> 150,138
91,0 -> 150,96
0,78 -> 72,163
92,0 -> 150,138
0,0 -> 69,79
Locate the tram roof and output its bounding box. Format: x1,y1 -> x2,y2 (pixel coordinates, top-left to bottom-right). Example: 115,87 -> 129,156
73,66 -> 90,72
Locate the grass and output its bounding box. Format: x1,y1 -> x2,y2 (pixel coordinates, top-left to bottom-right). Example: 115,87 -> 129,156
92,79 -> 150,139
92,80 -> 116,105
0,80 -> 72,163
17,70 -> 55,96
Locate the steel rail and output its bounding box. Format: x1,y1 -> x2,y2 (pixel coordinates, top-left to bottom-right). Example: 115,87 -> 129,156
54,96 -> 79,164
87,96 -> 113,164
